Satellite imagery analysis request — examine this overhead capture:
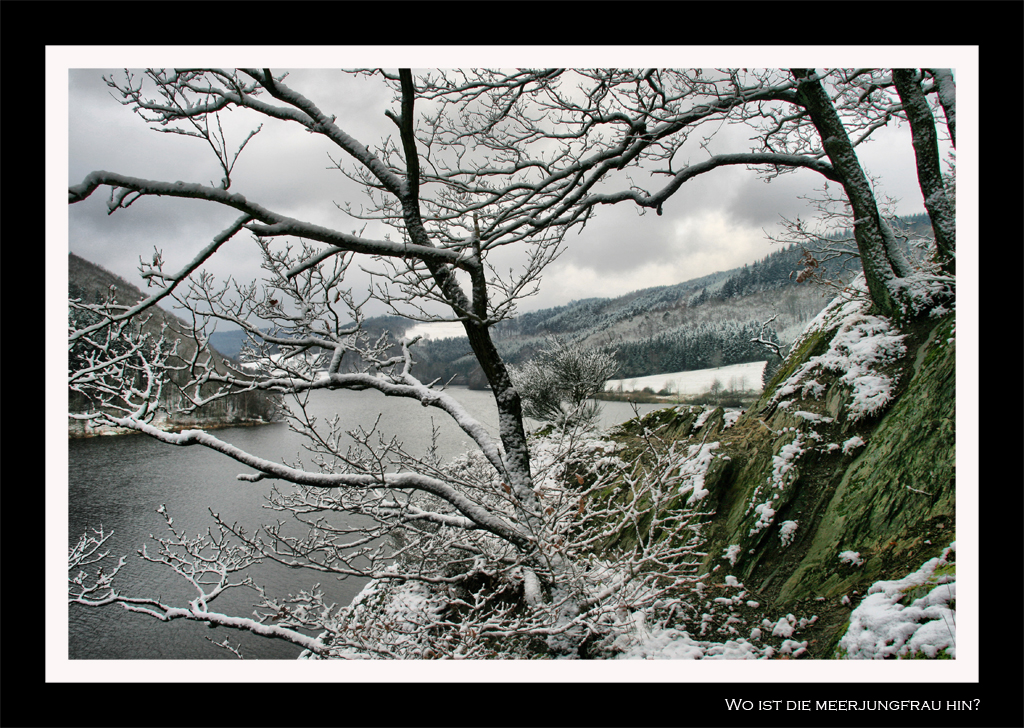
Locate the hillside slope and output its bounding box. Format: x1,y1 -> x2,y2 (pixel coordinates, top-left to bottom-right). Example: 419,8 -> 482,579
403,244 -> 834,387
603,277 -> 956,658
301,274 -> 958,661
68,253 -> 281,436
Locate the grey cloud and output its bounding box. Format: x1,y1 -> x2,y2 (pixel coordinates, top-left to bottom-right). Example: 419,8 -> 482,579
66,67 -> 930,322
722,171 -> 824,229
558,206 -> 682,274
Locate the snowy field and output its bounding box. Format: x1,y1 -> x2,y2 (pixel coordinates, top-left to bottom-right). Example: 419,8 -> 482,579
403,321 -> 467,341
605,361 -> 768,395
398,322 -> 768,396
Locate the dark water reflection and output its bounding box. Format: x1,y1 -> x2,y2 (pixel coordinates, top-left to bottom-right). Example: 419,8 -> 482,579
68,388 -> 663,659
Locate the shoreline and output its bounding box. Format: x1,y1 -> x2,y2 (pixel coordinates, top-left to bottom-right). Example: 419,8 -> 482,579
594,390 -> 759,407
68,417 -> 281,439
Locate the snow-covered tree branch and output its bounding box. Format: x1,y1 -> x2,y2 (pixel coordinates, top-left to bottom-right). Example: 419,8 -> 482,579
401,68 -> 955,319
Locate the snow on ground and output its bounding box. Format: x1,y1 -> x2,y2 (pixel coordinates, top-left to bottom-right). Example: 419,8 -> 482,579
615,576 -> 814,660
838,543 -> 956,659
403,321 -> 467,341
605,361 -> 767,396
615,629 -> 771,659
773,298 -> 906,421
769,275 -> 921,423
616,541 -> 958,661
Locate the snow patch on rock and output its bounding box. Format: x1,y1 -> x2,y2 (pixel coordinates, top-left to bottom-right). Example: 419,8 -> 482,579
838,543 -> 956,659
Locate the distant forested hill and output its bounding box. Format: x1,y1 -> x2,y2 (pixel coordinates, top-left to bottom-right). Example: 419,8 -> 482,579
68,253 -> 281,433
395,243 -> 823,385
207,315 -> 413,361
165,213 -> 935,386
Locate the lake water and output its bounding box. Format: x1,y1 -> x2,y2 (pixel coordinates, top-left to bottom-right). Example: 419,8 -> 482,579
68,387 -> 665,659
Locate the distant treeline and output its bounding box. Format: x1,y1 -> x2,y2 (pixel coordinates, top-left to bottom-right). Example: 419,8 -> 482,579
610,319 -> 777,379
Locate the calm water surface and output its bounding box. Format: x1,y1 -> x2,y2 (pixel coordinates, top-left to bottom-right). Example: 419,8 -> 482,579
68,387 -> 664,659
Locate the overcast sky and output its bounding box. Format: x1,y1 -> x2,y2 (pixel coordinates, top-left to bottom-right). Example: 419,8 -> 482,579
61,48 -> 968,326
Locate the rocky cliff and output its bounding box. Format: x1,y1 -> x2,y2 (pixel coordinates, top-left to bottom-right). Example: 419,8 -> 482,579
606,280 -> 956,658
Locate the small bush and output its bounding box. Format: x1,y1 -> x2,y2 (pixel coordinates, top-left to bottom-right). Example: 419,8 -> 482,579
509,338 -> 618,430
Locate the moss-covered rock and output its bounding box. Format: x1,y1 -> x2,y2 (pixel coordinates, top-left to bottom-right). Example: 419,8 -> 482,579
776,314 -> 955,602
597,284 -> 956,658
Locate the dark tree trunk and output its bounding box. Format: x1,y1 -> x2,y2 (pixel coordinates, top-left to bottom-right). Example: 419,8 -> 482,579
790,69 -> 907,319
927,69 -> 957,149
393,70 -> 544,549
892,69 -> 956,276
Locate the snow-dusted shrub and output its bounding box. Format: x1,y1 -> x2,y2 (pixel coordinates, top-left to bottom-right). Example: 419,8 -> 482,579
509,337 -> 618,431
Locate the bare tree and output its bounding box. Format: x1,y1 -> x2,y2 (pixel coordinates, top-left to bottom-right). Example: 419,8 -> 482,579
407,68 -> 955,319
67,69 -> 706,658
68,67 -> 956,659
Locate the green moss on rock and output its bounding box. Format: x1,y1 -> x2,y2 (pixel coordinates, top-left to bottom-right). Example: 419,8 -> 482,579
595,301 -> 956,657
777,313 -> 954,606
